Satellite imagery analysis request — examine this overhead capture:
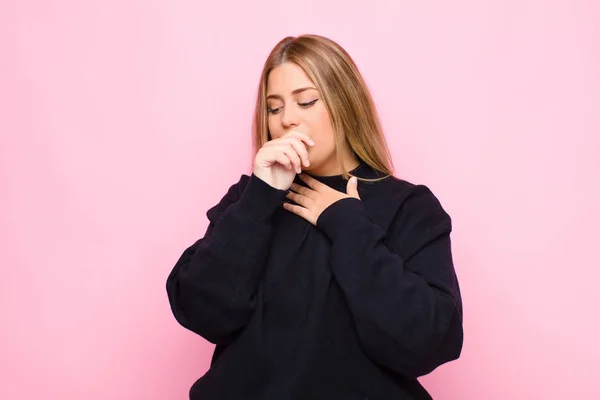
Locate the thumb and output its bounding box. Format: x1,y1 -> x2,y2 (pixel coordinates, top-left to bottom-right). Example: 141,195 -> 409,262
346,176 -> 360,199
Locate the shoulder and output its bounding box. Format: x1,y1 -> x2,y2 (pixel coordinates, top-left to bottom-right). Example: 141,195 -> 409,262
206,174 -> 252,220
366,175 -> 452,235
367,176 -> 452,259
392,176 -> 450,224
393,176 -> 449,218
216,174 -> 252,201
236,174 -> 252,196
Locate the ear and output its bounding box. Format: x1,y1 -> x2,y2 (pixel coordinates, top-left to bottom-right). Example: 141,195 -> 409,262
346,176 -> 360,199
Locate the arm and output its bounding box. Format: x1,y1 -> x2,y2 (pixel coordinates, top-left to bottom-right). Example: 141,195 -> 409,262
316,184 -> 463,378
166,174 -> 287,345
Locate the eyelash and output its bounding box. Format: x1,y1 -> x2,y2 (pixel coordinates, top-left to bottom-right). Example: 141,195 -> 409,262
267,99 -> 319,114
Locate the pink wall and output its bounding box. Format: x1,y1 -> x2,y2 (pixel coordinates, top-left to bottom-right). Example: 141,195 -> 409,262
1,0 -> 599,399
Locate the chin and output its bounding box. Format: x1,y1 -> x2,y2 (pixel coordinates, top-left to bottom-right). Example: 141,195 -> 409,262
303,160 -> 319,173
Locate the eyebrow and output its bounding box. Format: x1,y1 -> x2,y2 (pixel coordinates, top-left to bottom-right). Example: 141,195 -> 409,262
266,87 -> 318,100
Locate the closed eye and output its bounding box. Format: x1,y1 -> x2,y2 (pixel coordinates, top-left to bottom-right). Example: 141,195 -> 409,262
299,99 -> 319,107
267,99 -> 319,114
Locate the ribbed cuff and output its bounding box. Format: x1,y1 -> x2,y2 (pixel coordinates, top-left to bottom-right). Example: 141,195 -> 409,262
316,197 -> 370,241
235,174 -> 288,219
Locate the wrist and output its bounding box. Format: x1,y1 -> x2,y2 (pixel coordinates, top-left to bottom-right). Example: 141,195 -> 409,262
252,167 -> 293,191
235,173 -> 288,218
316,198 -> 369,241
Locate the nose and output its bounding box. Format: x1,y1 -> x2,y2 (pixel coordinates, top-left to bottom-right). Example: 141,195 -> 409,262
281,104 -> 299,129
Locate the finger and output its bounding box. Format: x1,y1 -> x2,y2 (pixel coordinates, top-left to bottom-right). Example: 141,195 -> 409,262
286,190 -> 309,207
298,173 -> 326,191
266,131 -> 315,152
282,202 -> 312,223
281,145 -> 302,174
273,136 -> 309,167
287,138 -> 310,167
290,183 -> 315,199
263,143 -> 299,172
274,152 -> 292,170
346,176 -> 360,199
285,130 -> 316,147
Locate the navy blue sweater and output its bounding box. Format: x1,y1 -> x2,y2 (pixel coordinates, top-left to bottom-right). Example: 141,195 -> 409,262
166,163 -> 463,399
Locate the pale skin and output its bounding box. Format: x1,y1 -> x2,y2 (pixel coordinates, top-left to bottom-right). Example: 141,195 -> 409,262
252,62 -> 361,225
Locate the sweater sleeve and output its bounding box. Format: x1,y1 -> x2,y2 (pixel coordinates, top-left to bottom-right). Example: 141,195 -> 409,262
166,174 -> 288,345
316,184 -> 463,378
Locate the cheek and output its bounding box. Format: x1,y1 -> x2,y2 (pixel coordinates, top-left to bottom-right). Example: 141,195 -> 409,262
267,118 -> 282,139
305,110 -> 336,162
310,108 -> 335,146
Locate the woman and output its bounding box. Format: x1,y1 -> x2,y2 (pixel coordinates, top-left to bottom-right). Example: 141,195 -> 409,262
166,34 -> 463,400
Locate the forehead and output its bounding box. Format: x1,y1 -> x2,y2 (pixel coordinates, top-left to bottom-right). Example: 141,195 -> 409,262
266,63 -> 314,94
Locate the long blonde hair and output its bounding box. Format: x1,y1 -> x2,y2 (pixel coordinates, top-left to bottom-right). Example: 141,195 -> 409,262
251,34 -> 394,181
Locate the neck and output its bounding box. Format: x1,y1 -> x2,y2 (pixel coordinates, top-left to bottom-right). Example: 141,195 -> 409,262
307,151 -> 361,177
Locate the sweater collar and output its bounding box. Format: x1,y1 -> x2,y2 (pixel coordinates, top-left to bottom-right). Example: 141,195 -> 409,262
299,162 -> 388,191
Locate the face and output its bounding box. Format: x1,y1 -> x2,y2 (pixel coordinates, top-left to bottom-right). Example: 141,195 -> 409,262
265,62 -> 338,175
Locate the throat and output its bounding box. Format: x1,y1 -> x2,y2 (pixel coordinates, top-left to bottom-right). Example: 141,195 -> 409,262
306,154 -> 361,178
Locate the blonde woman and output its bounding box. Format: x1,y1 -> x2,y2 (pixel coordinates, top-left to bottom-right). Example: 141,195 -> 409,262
167,34 -> 463,400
